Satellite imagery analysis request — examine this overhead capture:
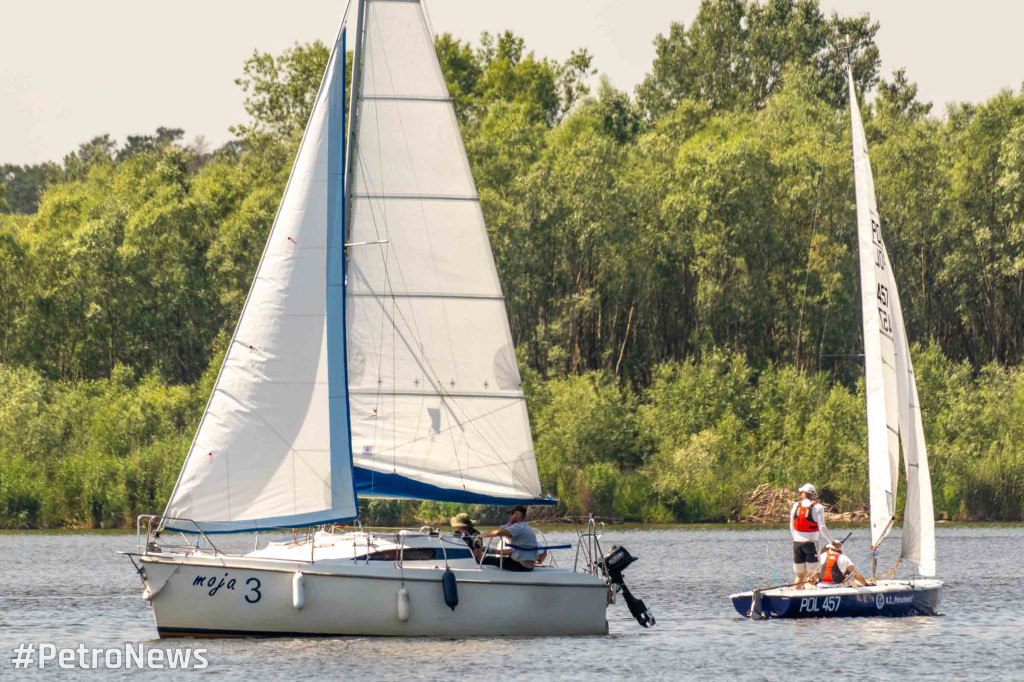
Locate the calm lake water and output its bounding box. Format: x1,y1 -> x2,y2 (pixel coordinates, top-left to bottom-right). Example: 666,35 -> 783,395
2,526 -> 1022,680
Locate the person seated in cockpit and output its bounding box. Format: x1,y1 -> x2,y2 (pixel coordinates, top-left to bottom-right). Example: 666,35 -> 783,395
473,505 -> 547,572
815,540 -> 868,587
450,512 -> 482,551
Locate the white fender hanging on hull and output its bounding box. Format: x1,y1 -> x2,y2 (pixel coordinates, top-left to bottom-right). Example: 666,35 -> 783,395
397,587 -> 410,622
292,571 -> 306,610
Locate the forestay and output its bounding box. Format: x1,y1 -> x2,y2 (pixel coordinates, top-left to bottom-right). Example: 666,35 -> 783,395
345,0 -> 549,504
162,22 -> 357,532
849,67 -> 901,550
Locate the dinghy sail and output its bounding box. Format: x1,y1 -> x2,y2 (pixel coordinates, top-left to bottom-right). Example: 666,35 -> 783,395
848,62 -> 935,577
848,67 -> 900,553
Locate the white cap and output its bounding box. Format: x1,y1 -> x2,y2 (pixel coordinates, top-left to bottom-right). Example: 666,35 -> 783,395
798,483 -> 817,495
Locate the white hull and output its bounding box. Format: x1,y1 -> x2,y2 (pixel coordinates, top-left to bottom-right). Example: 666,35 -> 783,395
137,534 -> 610,637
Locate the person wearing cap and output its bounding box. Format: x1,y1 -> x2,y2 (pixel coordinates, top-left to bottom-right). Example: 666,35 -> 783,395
790,483 -> 835,588
450,512 -> 482,551
815,540 -> 867,587
474,505 -> 541,572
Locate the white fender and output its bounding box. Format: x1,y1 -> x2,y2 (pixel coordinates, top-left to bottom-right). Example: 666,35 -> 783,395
396,587 -> 410,622
292,571 -> 305,610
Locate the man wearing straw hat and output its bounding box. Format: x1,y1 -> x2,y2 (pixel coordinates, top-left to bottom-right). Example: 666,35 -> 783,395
450,512 -> 482,551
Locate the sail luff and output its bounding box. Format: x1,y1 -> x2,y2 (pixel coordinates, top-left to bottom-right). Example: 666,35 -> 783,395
848,66 -> 901,550
327,28 -> 358,515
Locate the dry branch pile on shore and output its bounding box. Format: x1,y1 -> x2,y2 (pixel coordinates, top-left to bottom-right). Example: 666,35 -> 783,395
739,483 -> 868,523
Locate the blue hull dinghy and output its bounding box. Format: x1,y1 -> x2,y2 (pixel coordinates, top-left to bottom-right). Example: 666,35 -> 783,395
731,580 -> 942,619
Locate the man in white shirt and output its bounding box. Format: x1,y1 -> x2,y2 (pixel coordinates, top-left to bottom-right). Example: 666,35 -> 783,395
789,483 -> 835,589
816,541 -> 867,587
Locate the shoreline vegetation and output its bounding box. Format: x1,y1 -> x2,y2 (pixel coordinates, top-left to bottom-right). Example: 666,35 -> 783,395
2,0 -> 1024,530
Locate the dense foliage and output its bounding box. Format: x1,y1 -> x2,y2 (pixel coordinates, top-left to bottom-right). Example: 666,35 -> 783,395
2,0 -> 1023,527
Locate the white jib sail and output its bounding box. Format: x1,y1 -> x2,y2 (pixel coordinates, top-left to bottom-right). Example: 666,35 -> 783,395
848,67 -> 901,549
345,0 -> 544,500
889,269 -> 937,576
163,26 -> 357,531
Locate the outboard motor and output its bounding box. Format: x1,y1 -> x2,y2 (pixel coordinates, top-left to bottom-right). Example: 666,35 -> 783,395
601,545 -> 655,628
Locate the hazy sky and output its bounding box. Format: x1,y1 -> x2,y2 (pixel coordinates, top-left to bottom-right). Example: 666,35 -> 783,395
2,1 -> 1022,165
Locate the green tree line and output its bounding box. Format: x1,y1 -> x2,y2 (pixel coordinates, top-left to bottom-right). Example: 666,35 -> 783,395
2,0 -> 1023,527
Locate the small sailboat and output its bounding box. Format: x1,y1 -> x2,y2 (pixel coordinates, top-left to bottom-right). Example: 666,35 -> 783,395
123,0 -> 652,637
730,58 -> 943,619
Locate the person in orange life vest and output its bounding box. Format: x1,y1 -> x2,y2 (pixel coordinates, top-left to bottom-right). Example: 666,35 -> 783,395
789,483 -> 835,588
815,540 -> 867,587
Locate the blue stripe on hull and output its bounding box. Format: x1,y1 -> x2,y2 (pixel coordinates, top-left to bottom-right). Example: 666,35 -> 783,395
732,586 -> 941,619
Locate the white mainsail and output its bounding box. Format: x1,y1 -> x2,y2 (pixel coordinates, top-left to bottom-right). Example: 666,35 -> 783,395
848,66 -> 935,574
163,23 -> 357,532
849,67 -> 901,549
345,0 -> 545,502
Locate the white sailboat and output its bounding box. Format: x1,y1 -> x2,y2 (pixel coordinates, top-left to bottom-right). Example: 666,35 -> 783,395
731,59 -> 943,619
125,0 -> 652,637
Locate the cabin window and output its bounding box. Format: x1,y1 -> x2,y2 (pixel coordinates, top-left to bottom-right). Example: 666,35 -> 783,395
359,547 -> 474,561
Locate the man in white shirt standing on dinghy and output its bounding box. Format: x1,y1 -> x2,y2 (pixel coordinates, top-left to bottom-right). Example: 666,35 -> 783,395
789,483 -> 835,589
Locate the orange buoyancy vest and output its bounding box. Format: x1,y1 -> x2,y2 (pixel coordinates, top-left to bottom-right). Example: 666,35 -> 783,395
819,550 -> 845,584
792,501 -> 820,533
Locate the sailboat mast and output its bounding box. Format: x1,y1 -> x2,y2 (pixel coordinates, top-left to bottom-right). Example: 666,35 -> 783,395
344,0 -> 367,242
327,19 -> 358,516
